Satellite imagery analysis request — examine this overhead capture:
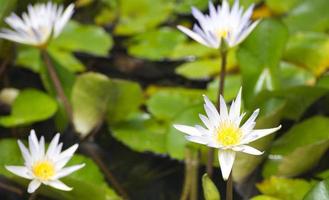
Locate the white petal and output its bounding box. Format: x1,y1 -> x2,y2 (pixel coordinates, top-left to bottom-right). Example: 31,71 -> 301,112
241,109 -> 259,133
233,145 -> 263,155
47,180 -> 72,191
54,3 -> 74,37
46,133 -> 60,157
219,95 -> 229,120
5,166 -> 32,179
203,95 -> 220,125
234,20 -> 260,46
218,150 -> 236,180
28,130 -> 40,160
229,87 -> 242,122
186,135 -> 209,145
27,179 -> 41,193
53,164 -> 85,179
17,140 -> 32,166
173,124 -> 201,136
199,114 -> 213,130
177,25 -> 211,48
58,144 -> 78,160
242,125 -> 281,144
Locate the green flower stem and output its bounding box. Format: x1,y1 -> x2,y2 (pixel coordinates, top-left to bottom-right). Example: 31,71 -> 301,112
206,49 -> 228,178
226,173 -> 233,200
180,147 -> 199,200
180,148 -> 192,200
40,50 -> 73,122
190,150 -> 199,200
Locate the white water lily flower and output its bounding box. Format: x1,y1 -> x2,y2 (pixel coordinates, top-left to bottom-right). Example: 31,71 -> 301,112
0,2 -> 74,47
6,130 -> 85,193
177,0 -> 260,48
173,88 -> 281,180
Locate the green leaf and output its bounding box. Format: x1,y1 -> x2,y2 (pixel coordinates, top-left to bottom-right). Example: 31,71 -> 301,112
174,0 -> 208,14
107,79 -> 143,124
167,104 -> 204,159
251,195 -> 280,200
175,51 -> 236,80
283,32 -> 329,76
114,0 -> 173,35
237,19 -> 289,107
170,42 -> 217,60
263,116 -> 329,177
111,113 -> 167,154
127,27 -> 186,60
206,74 -> 241,102
72,73 -> 112,138
51,20 -> 113,56
255,176 -> 312,200
48,48 -> 85,72
0,89 -> 58,127
279,62 -> 315,87
146,87 -> 204,121
16,47 -> 43,73
304,178 -> 329,200
0,139 -> 121,200
202,174 -> 220,200
265,0 -> 302,14
0,0 -> 17,25
112,87 -> 205,160
283,0 -> 329,33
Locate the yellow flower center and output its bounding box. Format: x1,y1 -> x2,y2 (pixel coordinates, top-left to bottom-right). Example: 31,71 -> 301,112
215,29 -> 229,39
32,161 -> 55,180
216,123 -> 241,146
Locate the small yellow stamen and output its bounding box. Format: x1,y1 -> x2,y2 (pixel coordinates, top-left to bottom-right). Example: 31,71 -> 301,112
32,161 -> 55,180
216,29 -> 228,39
216,123 -> 241,146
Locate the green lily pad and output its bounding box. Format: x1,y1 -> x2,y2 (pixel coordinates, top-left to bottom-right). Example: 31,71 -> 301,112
283,0 -> 329,33
72,73 -> 113,138
237,19 -> 289,107
304,178 -> 329,200
254,176 -> 312,200
127,27 -> 186,60
114,0 -> 173,35
0,89 -> 58,127
283,32 -> 329,76
263,116 -> 329,177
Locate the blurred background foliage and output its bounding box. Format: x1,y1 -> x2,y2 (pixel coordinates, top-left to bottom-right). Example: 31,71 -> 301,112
0,0 -> 329,199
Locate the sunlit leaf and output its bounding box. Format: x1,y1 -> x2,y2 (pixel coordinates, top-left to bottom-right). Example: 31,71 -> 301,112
283,32 -> 329,76
51,20 -> 113,56
265,0 -> 302,14
255,176 -> 312,200
111,113 -> 167,154
114,0 -> 173,35
174,0 -> 208,14
127,27 -> 186,60
146,87 -> 204,121
283,0 -> 329,33
263,116 -> 329,177
238,19 -> 289,107
304,178 -> 329,200
0,89 -> 57,127
107,79 -> 143,124
72,73 -> 112,138
202,174 -> 220,200
175,51 -> 236,79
